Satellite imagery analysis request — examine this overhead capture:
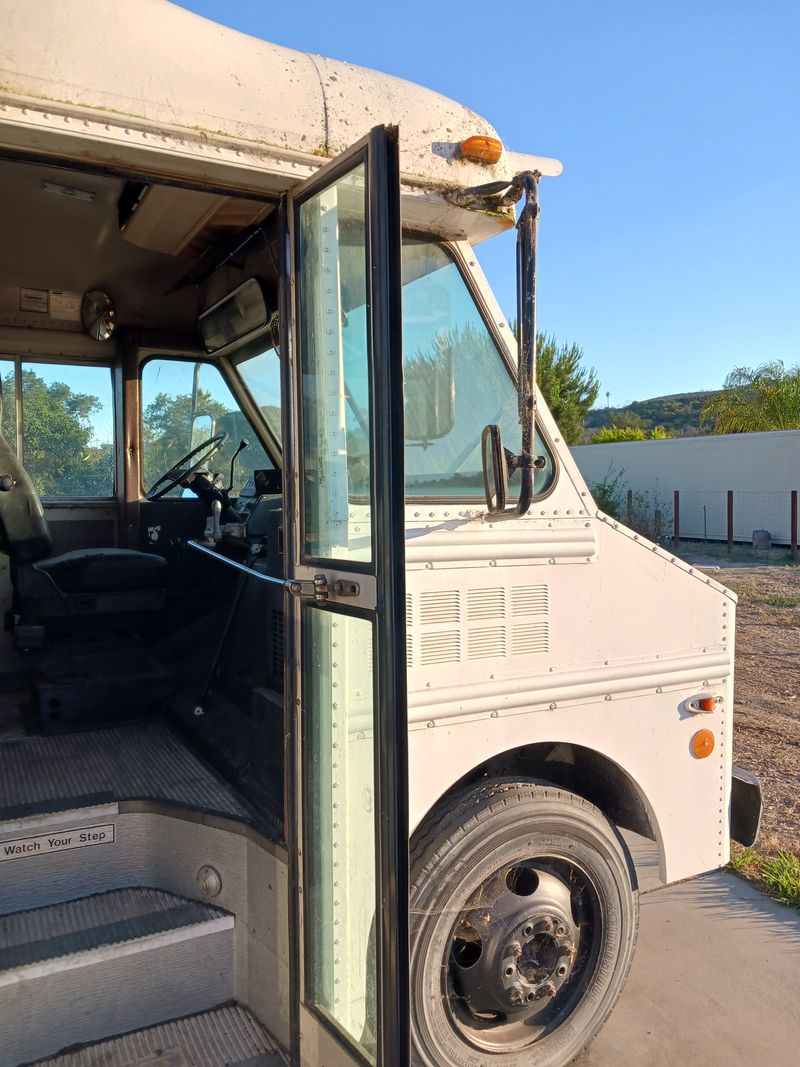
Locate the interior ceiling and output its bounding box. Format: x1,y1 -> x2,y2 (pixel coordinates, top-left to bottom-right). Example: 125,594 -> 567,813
0,158 -> 273,336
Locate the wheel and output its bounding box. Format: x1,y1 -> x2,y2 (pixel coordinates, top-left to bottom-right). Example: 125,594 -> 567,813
410,779 -> 639,1067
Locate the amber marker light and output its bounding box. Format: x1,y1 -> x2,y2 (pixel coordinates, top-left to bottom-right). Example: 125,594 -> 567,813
691,729 -> 715,759
460,135 -> 503,164
698,696 -> 716,712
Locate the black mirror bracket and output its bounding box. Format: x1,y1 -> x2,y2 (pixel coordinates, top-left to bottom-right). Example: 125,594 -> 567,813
481,170 -> 542,519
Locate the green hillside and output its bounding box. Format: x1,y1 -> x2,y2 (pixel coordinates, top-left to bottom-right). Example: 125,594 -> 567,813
582,389 -> 719,440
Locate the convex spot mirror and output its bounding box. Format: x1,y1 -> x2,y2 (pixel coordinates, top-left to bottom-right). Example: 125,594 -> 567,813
81,290 -> 116,341
404,346 -> 455,446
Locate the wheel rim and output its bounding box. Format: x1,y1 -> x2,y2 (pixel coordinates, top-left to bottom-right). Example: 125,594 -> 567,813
443,854 -> 603,1054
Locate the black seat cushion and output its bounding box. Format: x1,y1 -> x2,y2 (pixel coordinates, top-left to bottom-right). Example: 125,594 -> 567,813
26,548 -> 167,596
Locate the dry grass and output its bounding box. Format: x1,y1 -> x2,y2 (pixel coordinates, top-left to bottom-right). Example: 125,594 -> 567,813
719,566 -> 800,856
693,563 -> 800,902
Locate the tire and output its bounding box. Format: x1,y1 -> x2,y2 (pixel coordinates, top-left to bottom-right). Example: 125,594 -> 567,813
410,779 -> 639,1067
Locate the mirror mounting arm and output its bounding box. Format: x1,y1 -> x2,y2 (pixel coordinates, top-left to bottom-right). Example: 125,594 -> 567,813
481,171 -> 542,519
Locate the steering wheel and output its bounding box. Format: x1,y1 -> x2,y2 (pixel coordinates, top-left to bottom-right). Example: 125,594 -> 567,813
145,432 -> 229,501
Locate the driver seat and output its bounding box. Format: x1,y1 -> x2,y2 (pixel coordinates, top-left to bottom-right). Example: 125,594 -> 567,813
0,424 -> 167,645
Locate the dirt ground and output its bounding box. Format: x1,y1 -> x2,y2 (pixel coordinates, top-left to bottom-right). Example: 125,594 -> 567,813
701,563 -> 800,854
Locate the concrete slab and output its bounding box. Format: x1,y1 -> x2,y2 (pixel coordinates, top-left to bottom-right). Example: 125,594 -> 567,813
577,837 -> 800,1066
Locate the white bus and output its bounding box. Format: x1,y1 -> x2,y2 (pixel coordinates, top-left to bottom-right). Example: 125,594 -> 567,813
0,2 -> 760,1066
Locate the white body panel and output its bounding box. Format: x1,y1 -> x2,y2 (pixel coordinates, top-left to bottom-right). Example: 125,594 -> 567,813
403,250 -> 735,886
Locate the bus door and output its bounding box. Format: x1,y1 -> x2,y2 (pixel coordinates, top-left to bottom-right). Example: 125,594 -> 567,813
281,126 -> 409,1067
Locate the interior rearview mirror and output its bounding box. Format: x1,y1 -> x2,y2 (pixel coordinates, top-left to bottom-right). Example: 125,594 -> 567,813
404,347 -> 455,445
481,424 -> 508,514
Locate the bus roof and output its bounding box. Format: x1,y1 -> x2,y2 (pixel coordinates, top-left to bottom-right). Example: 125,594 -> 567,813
0,0 -> 561,239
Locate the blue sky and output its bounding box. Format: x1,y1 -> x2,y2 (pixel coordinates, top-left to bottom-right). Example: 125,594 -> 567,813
176,0 -> 799,407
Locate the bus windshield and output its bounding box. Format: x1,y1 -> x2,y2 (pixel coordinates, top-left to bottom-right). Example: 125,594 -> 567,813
236,237 -> 554,501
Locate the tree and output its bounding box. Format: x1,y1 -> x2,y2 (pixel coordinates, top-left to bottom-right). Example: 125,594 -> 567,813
609,410 -> 647,430
141,388 -> 232,488
4,369 -> 113,496
511,329 -> 599,445
701,361 -> 800,434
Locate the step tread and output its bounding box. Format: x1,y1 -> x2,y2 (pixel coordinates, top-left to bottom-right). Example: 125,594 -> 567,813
0,887 -> 231,973
0,720 -> 252,824
28,1004 -> 285,1067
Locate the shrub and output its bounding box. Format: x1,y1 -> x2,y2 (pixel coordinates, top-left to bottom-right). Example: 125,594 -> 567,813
588,465 -> 671,542
589,466 -> 625,520
590,425 -> 673,444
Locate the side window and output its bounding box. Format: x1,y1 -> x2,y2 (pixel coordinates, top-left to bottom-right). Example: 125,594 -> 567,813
1,359 -> 114,498
402,239 -> 555,499
236,342 -> 282,445
141,358 -> 274,497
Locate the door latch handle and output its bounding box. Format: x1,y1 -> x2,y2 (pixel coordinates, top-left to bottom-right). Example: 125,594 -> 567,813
288,574 -> 329,601
287,575 -> 360,600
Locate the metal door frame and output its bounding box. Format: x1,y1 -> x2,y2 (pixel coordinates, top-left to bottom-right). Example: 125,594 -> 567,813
279,125 -> 408,1067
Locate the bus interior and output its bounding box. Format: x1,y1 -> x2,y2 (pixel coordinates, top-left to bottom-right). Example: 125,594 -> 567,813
0,155 -> 296,840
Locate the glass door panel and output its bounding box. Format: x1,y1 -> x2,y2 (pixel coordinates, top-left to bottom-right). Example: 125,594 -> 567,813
297,164 -> 372,564
285,126 -> 408,1067
303,607 -> 377,1058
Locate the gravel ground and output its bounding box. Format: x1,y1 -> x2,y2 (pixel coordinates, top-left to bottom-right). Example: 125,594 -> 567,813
706,564 -> 800,853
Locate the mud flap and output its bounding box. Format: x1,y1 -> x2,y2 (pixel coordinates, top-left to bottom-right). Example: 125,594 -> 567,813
730,765 -> 763,847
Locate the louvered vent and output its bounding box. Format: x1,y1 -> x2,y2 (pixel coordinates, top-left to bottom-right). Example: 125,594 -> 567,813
405,593 -> 413,628
467,587 -> 505,621
468,626 -> 506,660
406,630 -> 413,668
512,585 -> 549,617
512,622 -> 549,656
420,631 -> 461,666
419,590 -> 460,625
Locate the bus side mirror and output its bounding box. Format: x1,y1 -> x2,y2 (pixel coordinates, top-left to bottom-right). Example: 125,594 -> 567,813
481,424 -> 508,514
191,412 -> 216,448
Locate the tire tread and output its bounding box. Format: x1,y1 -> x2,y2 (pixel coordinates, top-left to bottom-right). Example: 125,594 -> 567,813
410,778 -> 640,1067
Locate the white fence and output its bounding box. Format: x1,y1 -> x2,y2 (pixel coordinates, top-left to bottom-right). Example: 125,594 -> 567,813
571,430 -> 800,545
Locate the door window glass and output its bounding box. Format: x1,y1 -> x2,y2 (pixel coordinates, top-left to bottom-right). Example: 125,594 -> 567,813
237,342 -> 282,444
297,164 -> 372,564
141,359 -> 273,497
15,361 -> 114,498
304,607 -> 377,1062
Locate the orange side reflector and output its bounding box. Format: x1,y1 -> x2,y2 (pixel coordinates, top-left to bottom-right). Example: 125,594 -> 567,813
461,135 -> 503,164
691,729 -> 715,759
698,696 -> 715,712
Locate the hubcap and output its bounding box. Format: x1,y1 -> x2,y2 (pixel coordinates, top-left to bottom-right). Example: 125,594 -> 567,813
446,859 -> 600,1052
